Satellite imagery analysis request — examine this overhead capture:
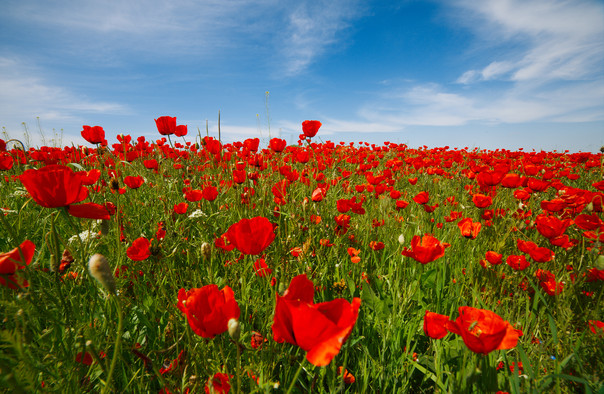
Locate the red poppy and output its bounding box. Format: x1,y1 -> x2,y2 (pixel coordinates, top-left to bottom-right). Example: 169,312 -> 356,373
401,234 -> 450,264
232,169 -> 246,184
225,217 -> 276,255
423,311 -> 450,339
588,320 -> 604,335
302,120 -> 322,138
472,194 -> 493,208
177,284 -> 240,339
205,372 -> 232,394
174,124 -> 188,137
155,116 -> 177,135
253,258 -> 272,277
0,153 -> 14,170
272,274 -> 361,366
312,187 -> 326,202
19,165 -> 88,208
202,185 -> 219,201
535,214 -> 571,239
127,237 -> 151,261
173,202 -> 188,215
481,251 -> 501,266
506,255 -> 530,271
143,159 -> 159,170
184,189 -> 203,202
124,176 -> 145,189
67,203 -> 111,220
0,240 -> 35,289
501,173 -> 522,188
81,125 -> 106,144
413,191 -> 430,205
457,217 -> 481,239
269,138 -> 287,152
446,307 -> 521,354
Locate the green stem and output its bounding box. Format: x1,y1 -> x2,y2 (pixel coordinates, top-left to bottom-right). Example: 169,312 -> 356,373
236,342 -> 241,394
102,295 -> 124,394
286,359 -> 305,394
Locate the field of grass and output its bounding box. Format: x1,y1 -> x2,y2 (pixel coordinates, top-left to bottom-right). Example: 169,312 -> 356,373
0,120 -> 603,393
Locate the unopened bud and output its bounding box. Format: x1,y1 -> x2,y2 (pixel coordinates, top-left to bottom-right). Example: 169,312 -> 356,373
88,254 -> 116,295
398,234 -> 405,244
200,242 -> 211,260
227,318 -> 240,341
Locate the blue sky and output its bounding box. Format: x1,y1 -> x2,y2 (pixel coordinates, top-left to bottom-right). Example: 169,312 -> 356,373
1,0 -> 603,152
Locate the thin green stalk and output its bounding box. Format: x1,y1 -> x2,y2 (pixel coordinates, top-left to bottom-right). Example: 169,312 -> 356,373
286,359 -> 305,394
102,295 -> 124,394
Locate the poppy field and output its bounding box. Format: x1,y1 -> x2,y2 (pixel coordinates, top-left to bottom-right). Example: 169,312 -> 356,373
0,118 -> 603,393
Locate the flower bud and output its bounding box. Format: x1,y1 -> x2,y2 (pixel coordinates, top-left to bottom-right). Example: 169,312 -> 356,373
227,318 -> 240,341
88,254 -> 116,295
398,234 -> 405,244
200,242 -> 211,260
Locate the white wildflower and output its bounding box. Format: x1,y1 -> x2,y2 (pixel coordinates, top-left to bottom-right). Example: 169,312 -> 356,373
188,209 -> 207,219
69,230 -> 99,244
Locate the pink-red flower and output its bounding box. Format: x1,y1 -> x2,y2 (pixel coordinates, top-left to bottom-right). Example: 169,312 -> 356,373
177,284 -> 240,338
272,274 -> 361,366
155,116 -> 177,136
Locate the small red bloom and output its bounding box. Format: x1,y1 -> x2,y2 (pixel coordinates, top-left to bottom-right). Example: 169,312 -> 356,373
177,285 -> 240,338
127,237 -> 151,261
0,240 -> 35,289
155,116 -> 177,135
269,138 -> 287,152
205,372 -> 232,394
302,120 -> 322,138
272,274 -> 361,366
457,217 -> 481,239
472,194 -> 493,208
253,258 -> 273,277
446,306 -> 522,354
124,175 -> 145,189
485,251 -> 503,265
81,125 -> 106,144
173,202 -> 188,215
225,217 -> 276,255
401,234 -> 450,264
506,255 -> 530,271
423,310 -> 450,339
413,191 -> 430,205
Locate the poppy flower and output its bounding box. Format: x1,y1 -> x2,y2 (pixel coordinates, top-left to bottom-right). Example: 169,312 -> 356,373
446,306 -> 522,354
253,258 -> 272,277
423,310 -> 451,339
0,240 -> 35,289
302,120 -> 322,138
272,274 -> 361,366
0,153 -> 13,171
535,214 -> 572,239
401,234 -> 450,264
81,125 -> 106,144
202,185 -> 219,201
177,284 -> 240,339
155,116 -> 177,135
337,367 -> 356,384
225,217 -> 276,255
127,237 -> 151,261
205,372 -> 232,394
68,202 -> 111,220
174,124 -> 188,137
472,194 -> 493,208
269,138 -> 287,152
413,191 -> 430,205
506,255 -> 530,271
19,165 -> 88,208
312,187 -> 326,202
124,176 -> 145,189
588,320 -> 604,335
485,251 -> 503,265
173,202 -> 188,215
457,217 -> 481,239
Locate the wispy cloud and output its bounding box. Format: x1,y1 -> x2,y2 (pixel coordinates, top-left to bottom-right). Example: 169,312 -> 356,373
452,0 -> 604,84
279,0 -> 365,76
0,57 -> 127,127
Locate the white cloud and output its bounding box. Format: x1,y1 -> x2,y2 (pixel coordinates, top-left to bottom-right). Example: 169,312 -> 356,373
279,1 -> 364,76
0,57 -> 127,127
453,0 -> 604,84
